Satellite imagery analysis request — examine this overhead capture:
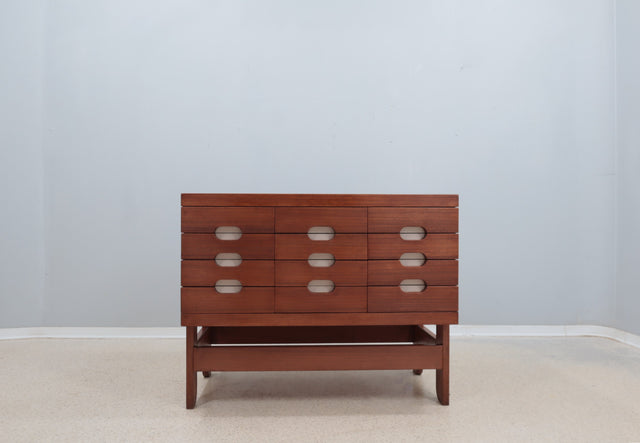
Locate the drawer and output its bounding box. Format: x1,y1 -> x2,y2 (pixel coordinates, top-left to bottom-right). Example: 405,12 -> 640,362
368,208 -> 458,234
182,207 -> 274,233
181,287 -> 274,313
368,260 -> 458,286
368,286 -> 458,312
275,234 -> 366,260
275,287 -> 367,313
275,261 -> 366,286
181,260 -> 274,286
275,208 -> 366,233
368,234 -> 458,259
182,234 -> 274,259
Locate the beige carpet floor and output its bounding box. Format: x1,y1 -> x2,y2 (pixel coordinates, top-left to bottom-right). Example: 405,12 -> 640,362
1,336 -> 639,442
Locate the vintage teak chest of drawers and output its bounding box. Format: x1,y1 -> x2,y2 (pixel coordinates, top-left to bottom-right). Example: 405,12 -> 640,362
181,194 -> 459,408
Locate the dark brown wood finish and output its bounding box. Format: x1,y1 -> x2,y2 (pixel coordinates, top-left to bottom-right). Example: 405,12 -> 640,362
275,261 -> 367,286
275,287 -> 367,313
275,207 -> 366,233
368,208 -> 458,233
368,260 -> 458,286
183,194 -> 458,207
181,260 -> 274,287
436,325 -> 450,405
186,326 -> 196,409
368,286 -> 458,312
182,207 -> 274,233
181,193 -> 458,408
368,234 -> 458,259
182,311 -> 458,326
182,234 -> 274,259
413,325 -> 437,345
417,324 -> 437,341
181,287 -> 274,313
197,327 -> 213,345
200,325 -> 415,344
275,234 -> 367,260
194,345 -> 443,372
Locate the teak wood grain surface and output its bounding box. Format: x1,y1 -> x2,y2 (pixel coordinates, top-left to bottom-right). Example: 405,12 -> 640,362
275,261 -> 367,286
275,234 -> 367,259
275,207 -> 367,233
182,234 -> 275,259
368,234 -> 458,260
181,193 -> 458,408
275,287 -> 368,313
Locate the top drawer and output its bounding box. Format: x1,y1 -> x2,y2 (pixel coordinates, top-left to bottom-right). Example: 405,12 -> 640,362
182,207 -> 274,233
276,208 -> 366,233
368,208 -> 458,234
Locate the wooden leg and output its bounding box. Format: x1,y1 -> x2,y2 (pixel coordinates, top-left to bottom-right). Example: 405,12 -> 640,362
411,325 -> 423,375
202,371 -> 211,378
436,324 -> 450,405
186,326 -> 197,409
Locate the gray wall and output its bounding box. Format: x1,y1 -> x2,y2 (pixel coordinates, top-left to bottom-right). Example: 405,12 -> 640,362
0,0 -> 629,329
0,1 -> 46,326
615,0 -> 640,335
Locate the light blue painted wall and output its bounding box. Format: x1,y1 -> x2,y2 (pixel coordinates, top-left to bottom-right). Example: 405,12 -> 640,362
1,1 -> 626,329
615,0 -> 640,335
0,1 -> 46,327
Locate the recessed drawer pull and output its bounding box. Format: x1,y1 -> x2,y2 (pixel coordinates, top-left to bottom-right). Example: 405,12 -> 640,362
399,253 -> 426,267
307,253 -> 335,268
399,279 -> 426,293
307,226 -> 335,241
215,279 -> 243,293
215,226 -> 242,240
215,253 -> 243,267
400,227 -> 426,240
307,280 -> 335,293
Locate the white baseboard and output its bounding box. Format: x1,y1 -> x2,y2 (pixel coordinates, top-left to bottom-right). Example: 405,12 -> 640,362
451,325 -> 640,348
0,327 -> 184,340
0,325 -> 639,349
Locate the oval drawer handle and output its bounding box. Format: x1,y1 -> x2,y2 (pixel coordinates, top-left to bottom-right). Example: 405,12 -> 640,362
215,253 -> 242,267
399,253 -> 426,267
308,253 -> 335,268
399,279 -> 426,293
307,226 -> 335,241
214,279 -> 242,293
307,280 -> 335,293
215,226 -> 242,240
400,226 -> 425,241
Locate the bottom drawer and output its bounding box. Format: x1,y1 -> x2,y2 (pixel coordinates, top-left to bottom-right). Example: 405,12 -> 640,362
275,287 -> 367,313
368,286 -> 458,312
181,287 -> 274,313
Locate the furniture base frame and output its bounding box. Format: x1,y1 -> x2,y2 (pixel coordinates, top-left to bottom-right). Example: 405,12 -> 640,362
186,324 -> 450,408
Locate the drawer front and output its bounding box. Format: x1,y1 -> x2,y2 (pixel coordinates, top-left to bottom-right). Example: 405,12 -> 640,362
368,286 -> 458,312
368,234 -> 458,259
367,260 -> 458,286
275,234 -> 366,260
181,260 -> 274,286
275,208 -> 366,233
275,261 -> 366,286
182,234 -> 274,259
368,208 -> 458,233
275,287 -> 367,313
182,207 -> 274,233
181,287 -> 274,313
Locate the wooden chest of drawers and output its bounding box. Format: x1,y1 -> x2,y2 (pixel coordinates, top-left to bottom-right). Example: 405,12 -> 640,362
181,194 -> 459,408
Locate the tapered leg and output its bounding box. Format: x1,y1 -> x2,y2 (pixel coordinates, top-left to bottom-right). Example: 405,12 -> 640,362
202,371 -> 211,378
411,325 -> 424,375
186,326 -> 197,409
436,324 -> 449,405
